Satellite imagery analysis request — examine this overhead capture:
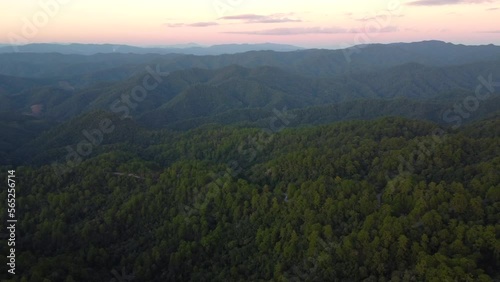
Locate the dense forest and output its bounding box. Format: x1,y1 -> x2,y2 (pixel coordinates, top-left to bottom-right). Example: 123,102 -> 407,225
1,116 -> 499,281
0,41 -> 499,281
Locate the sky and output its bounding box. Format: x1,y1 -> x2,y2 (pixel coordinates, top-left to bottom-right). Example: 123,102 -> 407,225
0,0 -> 499,48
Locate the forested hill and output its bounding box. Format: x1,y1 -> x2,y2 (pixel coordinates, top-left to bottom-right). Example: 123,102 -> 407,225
2,60 -> 499,127
0,117 -> 499,281
0,41 -> 499,281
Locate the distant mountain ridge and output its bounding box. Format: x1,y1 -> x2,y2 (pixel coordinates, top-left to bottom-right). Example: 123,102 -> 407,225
0,42 -> 303,55
1,41 -> 499,80
1,40 -> 499,164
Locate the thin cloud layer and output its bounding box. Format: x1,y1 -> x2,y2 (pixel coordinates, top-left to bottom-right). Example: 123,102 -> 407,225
355,14 -> 404,22
164,13 -> 300,29
219,14 -> 301,24
224,26 -> 399,35
165,22 -> 218,28
408,0 -> 493,6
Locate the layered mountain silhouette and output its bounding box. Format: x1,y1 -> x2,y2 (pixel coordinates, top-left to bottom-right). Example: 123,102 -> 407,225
1,41 -> 499,164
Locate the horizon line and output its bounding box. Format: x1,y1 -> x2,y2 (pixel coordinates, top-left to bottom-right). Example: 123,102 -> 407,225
0,40 -> 499,50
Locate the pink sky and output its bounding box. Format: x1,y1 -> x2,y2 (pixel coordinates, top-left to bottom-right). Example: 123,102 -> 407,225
1,0 -> 499,48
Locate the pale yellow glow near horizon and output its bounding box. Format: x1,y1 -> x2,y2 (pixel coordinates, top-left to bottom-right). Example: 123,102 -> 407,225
0,0 -> 498,47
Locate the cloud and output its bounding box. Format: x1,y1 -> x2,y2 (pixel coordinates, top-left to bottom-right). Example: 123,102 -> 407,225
165,13 -> 301,29
225,27 -> 346,35
480,30 -> 500,33
165,22 -> 218,28
189,22 -> 219,27
219,14 -> 267,20
486,6 -> 499,9
219,14 -> 301,24
355,14 -> 404,21
223,26 -> 399,35
408,0 -> 494,6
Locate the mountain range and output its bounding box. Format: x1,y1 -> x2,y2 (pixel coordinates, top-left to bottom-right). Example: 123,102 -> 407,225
0,40 -> 499,165
1,40 -> 500,281
0,42 -> 303,55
